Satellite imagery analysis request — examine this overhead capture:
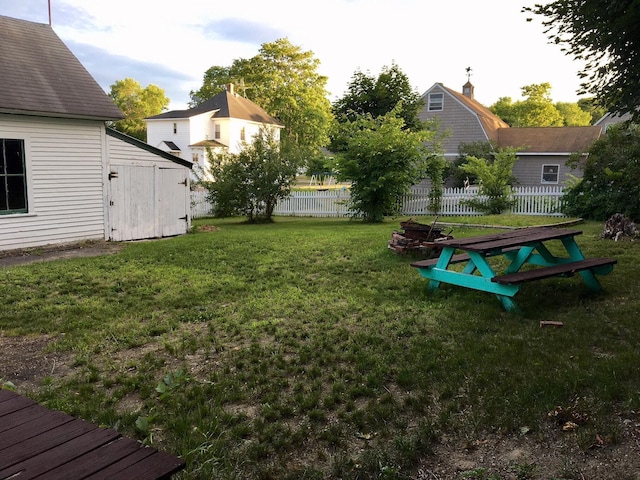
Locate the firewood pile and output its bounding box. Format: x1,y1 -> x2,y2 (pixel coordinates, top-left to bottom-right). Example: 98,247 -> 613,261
388,218 -> 453,256
602,213 -> 639,240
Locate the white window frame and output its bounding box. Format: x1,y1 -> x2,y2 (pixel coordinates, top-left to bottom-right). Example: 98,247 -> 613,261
428,92 -> 444,111
541,164 -> 560,184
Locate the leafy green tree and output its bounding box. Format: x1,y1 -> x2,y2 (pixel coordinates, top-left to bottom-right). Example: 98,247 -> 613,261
332,63 -> 424,132
453,141 -> 497,187
190,38 -> 333,162
555,101 -> 592,126
109,78 -> 169,141
577,98 -> 607,125
202,129 -> 297,223
563,123 -> 640,220
334,109 -> 440,222
525,0 -> 640,120
490,83 -> 563,127
460,149 -> 518,214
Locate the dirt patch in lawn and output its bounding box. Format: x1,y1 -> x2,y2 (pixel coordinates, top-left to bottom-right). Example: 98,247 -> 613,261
0,240 -> 124,268
0,334 -> 74,391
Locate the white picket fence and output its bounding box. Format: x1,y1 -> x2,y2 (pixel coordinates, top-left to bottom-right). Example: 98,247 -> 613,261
191,186 -> 566,219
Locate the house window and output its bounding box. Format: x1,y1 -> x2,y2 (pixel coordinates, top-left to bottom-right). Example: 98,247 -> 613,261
240,127 -> 246,141
541,164 -> 560,184
1,138 -> 28,214
214,124 -> 221,140
192,153 -> 199,163
173,123 -> 177,134
428,92 -> 444,111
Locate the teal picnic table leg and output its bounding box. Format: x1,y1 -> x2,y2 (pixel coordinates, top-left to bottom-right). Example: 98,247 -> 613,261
560,237 -> 605,291
426,247 -> 455,291
468,252 -> 521,311
497,295 -> 519,312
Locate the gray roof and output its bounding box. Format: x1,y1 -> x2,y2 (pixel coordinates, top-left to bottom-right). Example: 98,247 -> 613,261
146,89 -> 284,126
0,15 -> 124,120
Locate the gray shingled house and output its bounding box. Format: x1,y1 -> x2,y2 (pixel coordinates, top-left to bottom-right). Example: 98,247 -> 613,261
0,15 -> 192,250
418,82 -> 602,187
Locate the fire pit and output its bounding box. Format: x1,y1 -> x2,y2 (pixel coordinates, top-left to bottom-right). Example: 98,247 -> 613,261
388,218 -> 453,256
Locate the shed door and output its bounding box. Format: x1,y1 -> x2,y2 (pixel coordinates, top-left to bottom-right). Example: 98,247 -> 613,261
159,168 -> 189,237
109,165 -> 189,241
109,165 -> 156,241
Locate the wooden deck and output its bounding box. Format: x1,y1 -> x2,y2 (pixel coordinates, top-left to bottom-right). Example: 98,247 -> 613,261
0,389 -> 185,480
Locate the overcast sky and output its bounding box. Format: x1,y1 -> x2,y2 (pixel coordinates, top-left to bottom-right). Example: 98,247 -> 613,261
1,0 -> 587,110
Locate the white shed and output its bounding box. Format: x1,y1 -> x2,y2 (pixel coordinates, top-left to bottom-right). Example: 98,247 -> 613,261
106,129 -> 191,241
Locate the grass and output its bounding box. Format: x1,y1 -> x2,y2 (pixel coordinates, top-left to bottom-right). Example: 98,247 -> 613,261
1,215 -> 639,479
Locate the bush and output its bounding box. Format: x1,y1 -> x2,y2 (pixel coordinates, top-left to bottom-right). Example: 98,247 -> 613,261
563,123 -> 640,220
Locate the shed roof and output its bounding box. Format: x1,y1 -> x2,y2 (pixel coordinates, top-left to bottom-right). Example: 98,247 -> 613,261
497,126 -> 603,153
146,89 -> 283,126
0,15 -> 124,120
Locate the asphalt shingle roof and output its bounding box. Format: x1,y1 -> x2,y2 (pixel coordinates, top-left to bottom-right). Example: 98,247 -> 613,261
0,15 -> 124,120
442,85 -> 510,143
146,90 -> 283,126
497,126 -> 603,153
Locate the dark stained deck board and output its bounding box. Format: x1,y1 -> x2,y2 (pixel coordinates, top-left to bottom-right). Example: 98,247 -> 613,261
0,390 -> 185,480
0,410 -> 73,450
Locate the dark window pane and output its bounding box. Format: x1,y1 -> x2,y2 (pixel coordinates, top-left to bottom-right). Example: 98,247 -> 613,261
5,139 -> 25,174
0,179 -> 7,210
6,176 -> 26,210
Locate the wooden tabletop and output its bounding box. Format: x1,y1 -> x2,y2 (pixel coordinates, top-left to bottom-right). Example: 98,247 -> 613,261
433,226 -> 582,253
0,389 -> 185,480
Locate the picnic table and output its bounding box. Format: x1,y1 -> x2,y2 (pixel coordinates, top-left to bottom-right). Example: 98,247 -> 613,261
0,389 -> 185,480
411,226 -> 616,312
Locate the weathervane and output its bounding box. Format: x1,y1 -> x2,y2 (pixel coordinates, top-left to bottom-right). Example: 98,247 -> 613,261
466,67 -> 473,81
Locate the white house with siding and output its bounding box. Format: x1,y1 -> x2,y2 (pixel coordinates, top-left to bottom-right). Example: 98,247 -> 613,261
145,84 -> 284,178
0,15 -> 192,251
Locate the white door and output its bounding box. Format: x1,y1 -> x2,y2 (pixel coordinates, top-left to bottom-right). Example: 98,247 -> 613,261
109,165 -> 156,241
159,168 -> 189,237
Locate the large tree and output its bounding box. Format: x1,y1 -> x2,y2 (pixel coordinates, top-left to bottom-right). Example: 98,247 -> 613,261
332,63 -> 424,132
525,0 -> 640,119
190,38 -> 333,162
109,78 -> 169,141
490,83 -> 564,127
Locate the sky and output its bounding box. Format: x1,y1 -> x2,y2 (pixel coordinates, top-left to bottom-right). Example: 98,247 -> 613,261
1,0 -> 588,111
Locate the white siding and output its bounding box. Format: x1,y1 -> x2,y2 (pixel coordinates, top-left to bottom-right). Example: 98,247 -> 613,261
145,118 -> 190,157
0,115 -> 106,251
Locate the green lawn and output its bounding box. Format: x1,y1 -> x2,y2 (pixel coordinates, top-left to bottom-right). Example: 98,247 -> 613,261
1,216 -> 639,479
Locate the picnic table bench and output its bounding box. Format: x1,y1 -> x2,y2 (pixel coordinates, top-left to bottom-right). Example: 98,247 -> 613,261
0,389 -> 185,480
411,226 -> 616,312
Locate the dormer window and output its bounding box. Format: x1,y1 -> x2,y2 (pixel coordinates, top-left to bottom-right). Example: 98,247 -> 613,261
428,92 -> 444,111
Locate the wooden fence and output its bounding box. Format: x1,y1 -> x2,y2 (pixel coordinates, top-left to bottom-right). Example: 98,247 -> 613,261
191,186 -> 566,219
